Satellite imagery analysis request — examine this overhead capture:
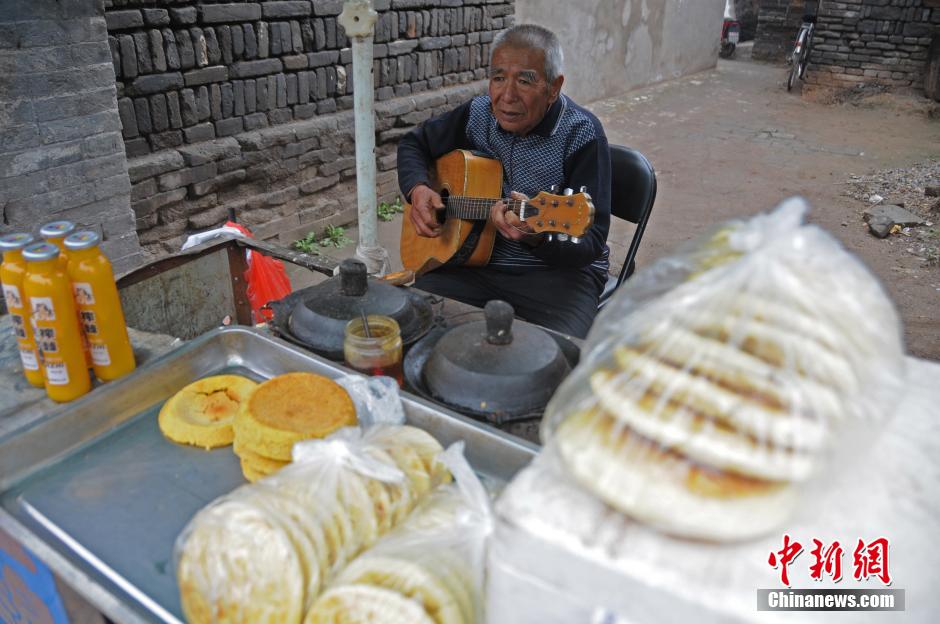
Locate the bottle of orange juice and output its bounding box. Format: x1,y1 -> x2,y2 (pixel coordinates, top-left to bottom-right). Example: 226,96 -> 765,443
22,242 -> 91,402
0,233 -> 45,387
64,231 -> 136,381
40,219 -> 93,367
39,220 -> 76,268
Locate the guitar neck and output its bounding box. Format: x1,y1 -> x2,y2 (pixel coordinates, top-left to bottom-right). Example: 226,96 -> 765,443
444,195 -> 525,221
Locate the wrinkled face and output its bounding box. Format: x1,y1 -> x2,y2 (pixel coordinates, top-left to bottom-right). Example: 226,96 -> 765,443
488,46 -> 564,136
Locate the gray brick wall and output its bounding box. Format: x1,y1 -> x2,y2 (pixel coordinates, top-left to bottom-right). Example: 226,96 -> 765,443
103,0 -> 513,257
754,0 -> 939,94
1,0 -> 143,274
127,80 -> 485,254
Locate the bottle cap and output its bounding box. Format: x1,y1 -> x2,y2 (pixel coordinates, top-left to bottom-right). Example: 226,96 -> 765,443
0,232 -> 35,252
21,242 -> 61,262
64,230 -> 101,251
39,220 -> 76,239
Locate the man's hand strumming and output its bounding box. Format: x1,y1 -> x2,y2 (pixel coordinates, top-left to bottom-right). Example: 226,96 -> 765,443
409,184 -> 444,238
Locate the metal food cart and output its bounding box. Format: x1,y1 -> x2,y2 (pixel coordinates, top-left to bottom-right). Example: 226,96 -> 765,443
0,237 -> 539,623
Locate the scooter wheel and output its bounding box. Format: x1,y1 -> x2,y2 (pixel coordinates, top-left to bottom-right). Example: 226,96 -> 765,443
719,42 -> 736,59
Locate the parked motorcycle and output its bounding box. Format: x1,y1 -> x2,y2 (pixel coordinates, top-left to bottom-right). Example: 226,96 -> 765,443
720,0 -> 740,58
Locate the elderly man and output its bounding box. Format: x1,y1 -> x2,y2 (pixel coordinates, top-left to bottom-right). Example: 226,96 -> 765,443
397,24 -> 611,338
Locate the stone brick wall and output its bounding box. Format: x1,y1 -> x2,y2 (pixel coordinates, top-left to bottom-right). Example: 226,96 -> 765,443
806,0 -> 938,92
105,0 -> 512,258
753,0 -> 811,61
0,0 -> 143,274
754,0 -> 939,95
128,81 -> 484,252
734,0 -> 761,41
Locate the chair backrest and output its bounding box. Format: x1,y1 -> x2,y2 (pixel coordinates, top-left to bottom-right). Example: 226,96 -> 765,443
599,145 -> 657,306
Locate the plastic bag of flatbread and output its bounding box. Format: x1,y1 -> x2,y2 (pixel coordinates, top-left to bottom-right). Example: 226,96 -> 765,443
173,424 -> 451,624
306,442 -> 491,624
541,198 -> 906,542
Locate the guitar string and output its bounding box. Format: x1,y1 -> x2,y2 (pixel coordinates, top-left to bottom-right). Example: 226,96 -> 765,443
434,195 -> 583,236
443,196 -> 525,218
445,197 -> 541,236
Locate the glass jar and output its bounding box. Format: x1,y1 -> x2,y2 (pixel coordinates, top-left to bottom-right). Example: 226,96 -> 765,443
343,315 -> 403,387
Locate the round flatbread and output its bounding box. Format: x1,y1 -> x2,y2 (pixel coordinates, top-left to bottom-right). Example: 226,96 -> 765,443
333,556 -> 464,624
240,458 -> 269,483
305,584 -> 435,624
241,487 -> 326,609
177,498 -> 305,624
370,426 -> 451,487
159,375 -> 258,449
235,439 -> 291,474
590,368 -> 816,481
233,372 -> 356,460
556,409 -> 797,542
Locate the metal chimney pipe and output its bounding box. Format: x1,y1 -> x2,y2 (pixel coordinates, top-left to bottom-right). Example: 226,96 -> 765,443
338,0 -> 390,276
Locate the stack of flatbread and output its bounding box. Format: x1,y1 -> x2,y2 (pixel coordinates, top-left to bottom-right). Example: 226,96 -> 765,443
548,202 -> 905,542
306,490 -> 480,624
176,425 -> 451,624
159,371 -> 358,482
233,372 -> 357,481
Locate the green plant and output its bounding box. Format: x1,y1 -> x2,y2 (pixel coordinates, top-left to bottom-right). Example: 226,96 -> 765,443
377,197 -> 404,222
318,224 -> 352,248
292,231 -> 320,254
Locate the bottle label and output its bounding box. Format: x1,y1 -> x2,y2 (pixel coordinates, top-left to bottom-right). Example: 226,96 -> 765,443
44,361 -> 69,386
35,326 -> 58,354
19,348 -> 39,371
10,314 -> 27,340
2,284 -> 23,309
91,343 -> 111,366
80,309 -> 98,336
73,282 -> 95,306
30,297 -> 56,321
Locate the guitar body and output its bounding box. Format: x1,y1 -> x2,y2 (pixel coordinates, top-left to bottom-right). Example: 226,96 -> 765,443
400,150 -> 503,275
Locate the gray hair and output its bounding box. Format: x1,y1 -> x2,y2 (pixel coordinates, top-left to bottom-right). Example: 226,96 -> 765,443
490,24 -> 564,83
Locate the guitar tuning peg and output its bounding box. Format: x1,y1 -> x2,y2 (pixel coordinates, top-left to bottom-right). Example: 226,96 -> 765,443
557,233 -> 570,242
549,184 -> 559,193
570,236 -> 580,244
579,186 -> 587,193
563,188 -> 574,196
545,233 -> 555,243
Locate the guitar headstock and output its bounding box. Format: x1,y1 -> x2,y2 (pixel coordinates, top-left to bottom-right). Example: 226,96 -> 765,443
521,190 -> 595,238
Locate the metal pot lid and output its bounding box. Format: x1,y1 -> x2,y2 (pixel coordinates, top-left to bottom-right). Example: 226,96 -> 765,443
268,258 -> 433,360
423,300 -> 571,418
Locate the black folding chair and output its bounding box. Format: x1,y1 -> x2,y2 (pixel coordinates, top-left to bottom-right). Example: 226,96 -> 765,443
598,145 -> 657,308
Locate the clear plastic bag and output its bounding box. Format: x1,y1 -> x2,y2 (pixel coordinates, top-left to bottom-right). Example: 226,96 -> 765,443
541,198 -> 906,542
174,424 -> 451,624
306,442 -> 492,624
336,374 -> 405,428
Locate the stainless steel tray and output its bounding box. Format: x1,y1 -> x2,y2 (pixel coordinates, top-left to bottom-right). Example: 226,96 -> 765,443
0,327 -> 538,624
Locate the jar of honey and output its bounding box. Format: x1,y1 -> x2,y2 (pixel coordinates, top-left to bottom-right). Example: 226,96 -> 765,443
343,315 -> 403,387
0,233 -> 44,387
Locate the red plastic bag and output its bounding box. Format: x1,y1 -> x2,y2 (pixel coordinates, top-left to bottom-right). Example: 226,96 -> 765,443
224,221 -> 291,323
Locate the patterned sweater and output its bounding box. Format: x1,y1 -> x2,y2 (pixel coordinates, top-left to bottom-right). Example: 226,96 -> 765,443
397,94 -> 611,285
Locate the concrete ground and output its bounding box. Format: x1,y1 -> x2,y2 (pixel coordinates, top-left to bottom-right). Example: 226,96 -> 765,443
294,42 -> 940,360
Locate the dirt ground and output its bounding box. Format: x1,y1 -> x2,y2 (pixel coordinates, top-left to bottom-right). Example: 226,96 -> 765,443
301,42 -> 940,361
592,43 -> 940,361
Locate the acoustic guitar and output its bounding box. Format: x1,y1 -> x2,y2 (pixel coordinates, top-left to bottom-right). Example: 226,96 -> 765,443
400,150 -> 595,276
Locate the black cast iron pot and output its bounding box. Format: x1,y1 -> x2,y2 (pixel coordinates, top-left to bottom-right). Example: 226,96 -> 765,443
267,258 -> 434,360
404,300 -> 577,425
